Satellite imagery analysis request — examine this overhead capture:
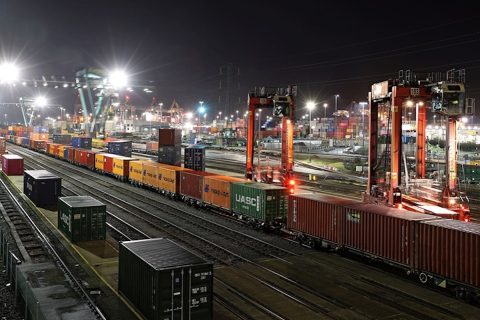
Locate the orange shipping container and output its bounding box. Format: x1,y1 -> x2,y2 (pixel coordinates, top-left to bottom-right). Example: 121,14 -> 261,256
157,164 -> 191,194
112,157 -> 137,179
203,175 -> 246,210
95,153 -> 107,172
143,161 -> 162,189
146,141 -> 159,152
129,160 -> 147,185
30,133 -> 49,141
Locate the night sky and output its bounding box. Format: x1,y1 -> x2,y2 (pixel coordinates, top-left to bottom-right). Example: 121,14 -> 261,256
1,0 -> 480,120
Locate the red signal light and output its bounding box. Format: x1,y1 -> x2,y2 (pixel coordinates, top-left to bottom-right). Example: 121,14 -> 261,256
289,179 -> 295,186
289,188 -> 294,194
464,216 -> 471,223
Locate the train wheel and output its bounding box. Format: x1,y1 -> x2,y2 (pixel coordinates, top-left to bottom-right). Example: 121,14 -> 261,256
419,272 -> 429,284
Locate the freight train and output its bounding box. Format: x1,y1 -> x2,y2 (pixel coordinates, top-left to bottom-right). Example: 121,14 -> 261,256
5,135 -> 480,301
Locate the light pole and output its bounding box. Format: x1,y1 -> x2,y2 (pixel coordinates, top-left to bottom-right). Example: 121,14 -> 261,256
159,102 -> 163,122
306,101 -> 316,162
334,94 -> 339,112
359,102 -> 367,148
323,103 -> 328,118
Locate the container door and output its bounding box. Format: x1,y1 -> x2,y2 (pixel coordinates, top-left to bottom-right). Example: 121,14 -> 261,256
172,269 -> 184,320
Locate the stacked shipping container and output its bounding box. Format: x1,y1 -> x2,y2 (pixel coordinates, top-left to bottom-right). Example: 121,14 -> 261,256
158,128 -> 182,166
184,146 -> 206,171
107,140 -> 132,157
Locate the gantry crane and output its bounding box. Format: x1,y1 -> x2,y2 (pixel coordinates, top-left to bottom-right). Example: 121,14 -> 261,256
366,70 -> 470,220
245,85 -> 296,191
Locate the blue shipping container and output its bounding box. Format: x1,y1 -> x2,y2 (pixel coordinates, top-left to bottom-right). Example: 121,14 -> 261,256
71,137 -> 92,149
33,126 -> 48,133
107,140 -> 132,157
21,138 -> 30,147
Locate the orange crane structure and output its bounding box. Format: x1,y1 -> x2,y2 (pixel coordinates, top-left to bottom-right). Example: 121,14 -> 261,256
245,85 -> 296,192
365,70 -> 470,221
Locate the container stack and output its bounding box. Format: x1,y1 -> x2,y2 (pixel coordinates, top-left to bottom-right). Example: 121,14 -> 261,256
24,170 -> 61,207
158,128 -> 182,166
2,154 -> 24,175
119,238 -> 213,320
107,140 -> 132,157
57,196 -> 107,242
71,137 -> 92,149
184,146 -> 206,171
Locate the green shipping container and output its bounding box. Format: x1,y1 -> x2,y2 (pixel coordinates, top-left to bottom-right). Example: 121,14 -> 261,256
230,182 -> 288,222
119,238 -> 213,320
58,196 -> 107,243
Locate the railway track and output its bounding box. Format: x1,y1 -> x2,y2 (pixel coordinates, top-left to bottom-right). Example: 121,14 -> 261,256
10,144 -> 480,319
0,172 -> 107,319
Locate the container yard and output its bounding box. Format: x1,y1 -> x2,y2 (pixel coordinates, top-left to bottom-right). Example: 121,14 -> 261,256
0,2 -> 480,319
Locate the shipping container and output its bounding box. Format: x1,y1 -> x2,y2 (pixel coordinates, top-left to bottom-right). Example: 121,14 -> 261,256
95,153 -> 107,172
146,141 -> 158,153
230,182 -> 288,223
2,154 -> 24,175
71,137 -> 92,149
14,136 -> 23,145
21,137 -> 30,148
341,203 -> 436,267
416,219 -> 480,288
30,139 -> 47,152
65,147 -> 75,162
112,156 -> 137,180
288,193 -> 359,246
29,133 -> 49,141
107,140 -> 132,157
58,145 -> 71,160
119,238 -> 213,320
157,164 -> 191,195
52,134 -> 72,145
129,160 -> 146,185
57,196 -> 107,242
158,145 -> 181,166
184,146 -> 206,171
103,154 -> 119,174
202,175 -> 246,210
143,161 -> 162,189
47,143 -> 61,157
33,126 -> 48,133
180,171 -> 216,202
24,170 -> 61,207
74,149 -> 96,169
92,138 -> 106,149
158,128 -> 182,146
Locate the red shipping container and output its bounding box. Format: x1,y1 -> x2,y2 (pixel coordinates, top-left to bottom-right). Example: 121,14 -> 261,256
30,140 -> 47,151
341,204 -> 436,267
179,171 -> 216,201
103,154 -> 119,174
2,154 -> 24,175
416,219 -> 480,288
75,149 -> 96,169
158,128 -> 182,146
67,147 -> 75,162
146,141 -> 159,152
288,193 -> 358,245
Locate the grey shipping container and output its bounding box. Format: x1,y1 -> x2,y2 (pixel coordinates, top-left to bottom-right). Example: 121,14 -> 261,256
107,140 -> 132,157
230,182 -> 288,222
119,238 -> 213,320
158,145 -> 181,166
24,170 -> 61,207
57,196 -> 107,243
184,146 -> 205,171
52,134 -> 72,145
158,128 -> 182,146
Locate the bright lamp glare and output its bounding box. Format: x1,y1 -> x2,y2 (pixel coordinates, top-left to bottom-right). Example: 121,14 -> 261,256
461,116 -> 468,123
198,106 -> 206,114
185,112 -> 193,120
0,63 -> 19,84
108,70 -> 128,88
35,96 -> 47,107
306,101 -> 316,111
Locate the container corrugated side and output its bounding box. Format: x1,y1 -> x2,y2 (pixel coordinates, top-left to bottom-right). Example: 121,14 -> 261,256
24,170 -> 61,206
129,160 -> 145,185
341,203 -> 436,267
416,219 -> 480,288
2,154 -> 24,176
157,164 -> 191,194
180,171 -> 216,201
119,239 -> 213,320
113,157 -> 136,178
230,182 -> 288,222
288,193 -> 358,244
57,196 -> 107,242
143,161 -> 161,189
202,175 -> 246,210
95,153 -> 106,172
